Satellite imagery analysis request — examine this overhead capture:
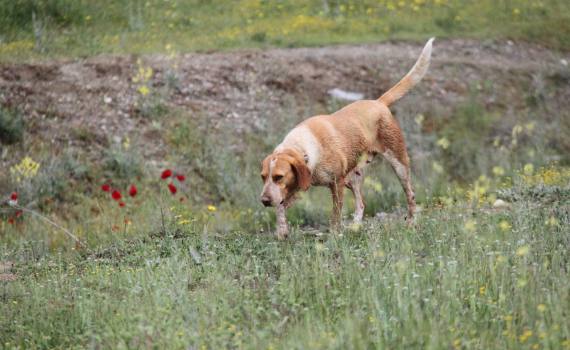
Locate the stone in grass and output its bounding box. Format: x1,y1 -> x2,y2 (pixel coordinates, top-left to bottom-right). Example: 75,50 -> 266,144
492,199 -> 510,209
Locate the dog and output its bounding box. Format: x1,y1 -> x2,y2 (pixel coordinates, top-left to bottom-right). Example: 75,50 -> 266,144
260,38 -> 434,239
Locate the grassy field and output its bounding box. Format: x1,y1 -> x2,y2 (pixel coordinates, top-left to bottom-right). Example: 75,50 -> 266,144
1,0 -> 570,349
1,0 -> 569,62
1,168 -> 569,349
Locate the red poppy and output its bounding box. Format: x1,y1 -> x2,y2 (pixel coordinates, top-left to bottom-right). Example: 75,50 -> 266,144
101,184 -> 111,192
161,169 -> 173,179
168,183 -> 177,195
175,174 -> 185,182
129,185 -> 138,197
111,190 -> 122,201
8,217 -> 15,225
10,192 -> 18,201
15,210 -> 23,218
119,201 -> 126,207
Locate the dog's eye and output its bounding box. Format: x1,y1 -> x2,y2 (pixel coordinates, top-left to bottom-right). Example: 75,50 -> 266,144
273,175 -> 283,182
261,174 -> 267,181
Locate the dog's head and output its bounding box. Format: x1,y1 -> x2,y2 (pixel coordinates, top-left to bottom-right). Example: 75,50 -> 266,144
259,150 -> 311,207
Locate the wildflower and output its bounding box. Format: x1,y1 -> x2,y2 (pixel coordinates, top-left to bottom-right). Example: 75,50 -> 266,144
545,216 -> 558,227
436,137 -> 450,150
537,304 -> 546,312
101,184 -> 111,192
479,286 -> 486,295
414,114 -> 424,126
492,166 -> 505,176
207,205 -> 217,212
8,218 -> 15,225
513,8 -> 520,15
519,329 -> 532,343
10,156 -> 41,181
175,174 -> 185,182
138,85 -> 150,96
523,163 -> 534,175
10,192 -> 18,201
111,190 -> 122,201
129,185 -> 138,197
516,245 -> 530,256
119,201 -> 126,208
161,169 -> 173,179
498,220 -> 512,231
168,183 -> 177,194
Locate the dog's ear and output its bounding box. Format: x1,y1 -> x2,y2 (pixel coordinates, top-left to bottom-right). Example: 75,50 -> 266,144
291,155 -> 311,191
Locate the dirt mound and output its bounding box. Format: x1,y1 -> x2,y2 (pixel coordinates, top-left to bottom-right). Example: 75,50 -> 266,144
0,39 -> 568,162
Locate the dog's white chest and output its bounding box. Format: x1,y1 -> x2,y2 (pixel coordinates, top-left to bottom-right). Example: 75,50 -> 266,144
275,125 -> 321,171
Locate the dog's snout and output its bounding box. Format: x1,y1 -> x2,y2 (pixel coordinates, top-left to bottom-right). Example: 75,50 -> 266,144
261,196 -> 272,207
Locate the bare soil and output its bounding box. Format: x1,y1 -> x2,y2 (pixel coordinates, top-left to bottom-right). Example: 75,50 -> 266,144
1,39 -> 569,164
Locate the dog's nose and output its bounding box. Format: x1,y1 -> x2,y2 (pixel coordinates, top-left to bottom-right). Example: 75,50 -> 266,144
261,196 -> 272,207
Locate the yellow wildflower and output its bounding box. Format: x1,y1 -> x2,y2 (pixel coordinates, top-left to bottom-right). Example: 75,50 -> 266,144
537,304 -> 546,312
519,329 -> 532,343
498,220 -> 511,232
10,156 -> 41,181
516,246 -> 530,257
523,163 -> 534,176
138,85 -> 150,96
492,166 -> 505,176
436,137 -> 450,149
207,205 -> 217,212
545,216 -> 558,227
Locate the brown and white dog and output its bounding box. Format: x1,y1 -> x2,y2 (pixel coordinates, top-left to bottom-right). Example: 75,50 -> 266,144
260,38 -> 434,239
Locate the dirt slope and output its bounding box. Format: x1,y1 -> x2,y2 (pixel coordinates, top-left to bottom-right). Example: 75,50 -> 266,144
1,39 -> 569,163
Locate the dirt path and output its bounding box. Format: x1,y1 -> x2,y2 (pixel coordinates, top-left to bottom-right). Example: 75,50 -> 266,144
1,39 -> 568,162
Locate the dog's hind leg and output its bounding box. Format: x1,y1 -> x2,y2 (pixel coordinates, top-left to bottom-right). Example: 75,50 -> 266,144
345,167 -> 365,224
381,149 -> 416,222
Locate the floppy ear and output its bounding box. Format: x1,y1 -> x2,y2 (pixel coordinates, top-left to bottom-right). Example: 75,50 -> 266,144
291,155 -> 312,191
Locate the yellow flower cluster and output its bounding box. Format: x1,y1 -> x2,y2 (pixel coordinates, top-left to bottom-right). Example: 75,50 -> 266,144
522,165 -> 570,186
10,156 -> 40,182
132,59 -> 153,97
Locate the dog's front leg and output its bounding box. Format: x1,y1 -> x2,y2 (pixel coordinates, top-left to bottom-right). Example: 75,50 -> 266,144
330,179 -> 345,232
275,204 -> 289,240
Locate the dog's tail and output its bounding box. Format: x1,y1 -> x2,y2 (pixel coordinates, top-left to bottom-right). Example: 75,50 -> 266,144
378,38 -> 434,107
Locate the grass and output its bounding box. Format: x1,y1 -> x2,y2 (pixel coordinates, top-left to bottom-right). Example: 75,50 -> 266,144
1,175 -> 568,349
1,0 -> 569,62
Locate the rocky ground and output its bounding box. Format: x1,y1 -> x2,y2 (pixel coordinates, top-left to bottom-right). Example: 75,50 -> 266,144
1,39 -> 569,164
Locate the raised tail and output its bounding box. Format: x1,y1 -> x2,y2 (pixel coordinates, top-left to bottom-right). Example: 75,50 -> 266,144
378,38 -> 434,107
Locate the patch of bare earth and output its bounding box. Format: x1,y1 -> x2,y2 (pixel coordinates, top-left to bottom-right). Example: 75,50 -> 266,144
0,39 -> 568,165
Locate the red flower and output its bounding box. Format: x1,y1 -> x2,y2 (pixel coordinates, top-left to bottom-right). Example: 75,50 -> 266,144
15,210 -> 23,218
129,185 -> 138,197
8,217 -> 15,225
161,169 -> 173,179
101,184 -> 111,192
175,174 -> 185,182
10,192 -> 18,201
111,190 -> 122,201
119,201 -> 126,207
168,183 -> 177,195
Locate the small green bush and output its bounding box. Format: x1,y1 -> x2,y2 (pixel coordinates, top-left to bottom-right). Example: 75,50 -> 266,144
0,106 -> 24,145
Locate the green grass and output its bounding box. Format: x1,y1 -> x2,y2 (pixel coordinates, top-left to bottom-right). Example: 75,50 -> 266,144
1,0 -> 569,62
1,179 -> 568,349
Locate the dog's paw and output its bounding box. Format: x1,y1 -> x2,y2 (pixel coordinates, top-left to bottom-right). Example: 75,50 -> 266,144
276,229 -> 289,240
